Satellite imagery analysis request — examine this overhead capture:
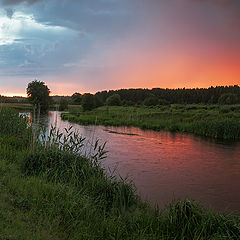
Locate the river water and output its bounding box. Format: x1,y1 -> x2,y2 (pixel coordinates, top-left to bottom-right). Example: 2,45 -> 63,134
36,111 -> 240,212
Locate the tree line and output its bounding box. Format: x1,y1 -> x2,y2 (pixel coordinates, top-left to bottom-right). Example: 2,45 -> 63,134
1,81 -> 239,112
71,85 -> 240,110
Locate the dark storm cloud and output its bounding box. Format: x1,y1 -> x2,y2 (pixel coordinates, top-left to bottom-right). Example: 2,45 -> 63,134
0,0 -> 135,77
189,0 -> 240,26
191,0 -> 235,5
189,0 -> 240,12
0,0 -> 239,95
26,0 -> 134,39
0,0 -> 41,6
5,8 -> 13,18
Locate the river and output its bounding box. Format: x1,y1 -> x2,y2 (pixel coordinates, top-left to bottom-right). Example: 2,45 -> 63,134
34,111 -> 240,212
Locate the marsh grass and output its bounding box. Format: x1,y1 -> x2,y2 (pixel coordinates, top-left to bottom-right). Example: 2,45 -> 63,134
1,107 -> 240,239
0,102 -> 33,111
62,104 -> 240,140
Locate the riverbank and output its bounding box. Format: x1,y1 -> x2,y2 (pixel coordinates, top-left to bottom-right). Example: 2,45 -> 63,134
0,102 -> 32,110
1,107 -> 240,239
0,102 -> 76,111
62,104 -> 240,140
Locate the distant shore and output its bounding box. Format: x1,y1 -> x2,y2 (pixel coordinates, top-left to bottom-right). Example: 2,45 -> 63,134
62,104 -> 240,140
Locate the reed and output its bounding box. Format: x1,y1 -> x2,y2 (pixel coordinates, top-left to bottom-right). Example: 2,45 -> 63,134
0,107 -> 240,239
62,104 -> 240,140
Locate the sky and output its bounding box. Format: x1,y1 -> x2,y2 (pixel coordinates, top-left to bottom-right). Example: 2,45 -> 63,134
0,0 -> 239,96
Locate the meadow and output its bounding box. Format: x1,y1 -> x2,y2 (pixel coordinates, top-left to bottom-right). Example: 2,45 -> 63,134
0,107 -> 240,239
62,104 -> 240,140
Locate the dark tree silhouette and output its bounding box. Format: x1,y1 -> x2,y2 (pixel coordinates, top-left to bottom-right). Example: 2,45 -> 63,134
95,85 -> 240,105
26,80 -> 50,112
71,92 -> 82,105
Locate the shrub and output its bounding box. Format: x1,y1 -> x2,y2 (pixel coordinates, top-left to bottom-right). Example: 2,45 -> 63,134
106,94 -> 122,106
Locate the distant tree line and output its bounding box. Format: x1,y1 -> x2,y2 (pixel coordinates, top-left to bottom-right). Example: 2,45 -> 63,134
71,85 -> 240,111
0,96 -> 28,103
2,84 -> 240,112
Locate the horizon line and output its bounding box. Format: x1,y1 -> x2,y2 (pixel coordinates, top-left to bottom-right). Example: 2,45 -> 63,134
1,84 -> 239,98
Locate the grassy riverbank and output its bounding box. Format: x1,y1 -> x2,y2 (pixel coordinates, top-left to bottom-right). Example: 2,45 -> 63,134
1,102 -> 78,111
62,104 -> 240,140
0,102 -> 32,110
1,107 -> 240,239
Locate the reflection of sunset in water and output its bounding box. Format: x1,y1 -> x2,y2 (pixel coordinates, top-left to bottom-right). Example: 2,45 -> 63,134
31,111 -> 240,212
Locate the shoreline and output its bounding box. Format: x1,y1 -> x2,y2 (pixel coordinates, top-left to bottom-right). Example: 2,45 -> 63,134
0,107 -> 240,239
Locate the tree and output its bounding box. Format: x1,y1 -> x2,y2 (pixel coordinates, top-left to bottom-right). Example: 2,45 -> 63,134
143,95 -> 159,106
81,93 -> 96,111
59,98 -> 69,111
158,98 -> 170,105
71,92 -> 82,105
94,95 -> 104,108
218,93 -> 238,105
106,94 -> 121,106
26,80 -> 50,112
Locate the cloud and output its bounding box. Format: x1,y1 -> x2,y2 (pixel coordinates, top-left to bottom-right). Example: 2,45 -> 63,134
189,0 -> 240,11
0,0 -> 41,6
0,10 -> 74,45
0,9 -> 81,78
188,0 -> 240,27
0,0 -> 240,95
5,8 -> 14,18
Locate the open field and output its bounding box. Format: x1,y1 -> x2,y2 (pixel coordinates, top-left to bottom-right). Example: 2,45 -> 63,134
0,107 -> 240,239
62,104 -> 240,140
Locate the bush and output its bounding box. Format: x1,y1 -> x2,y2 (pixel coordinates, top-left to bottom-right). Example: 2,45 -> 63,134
106,94 -> 121,106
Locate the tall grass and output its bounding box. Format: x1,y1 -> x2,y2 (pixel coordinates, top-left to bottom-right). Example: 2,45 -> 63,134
0,107 -> 240,239
62,104 -> 240,140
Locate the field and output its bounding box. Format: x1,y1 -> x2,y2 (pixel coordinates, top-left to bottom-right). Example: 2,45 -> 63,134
0,107 -> 240,239
62,104 -> 240,140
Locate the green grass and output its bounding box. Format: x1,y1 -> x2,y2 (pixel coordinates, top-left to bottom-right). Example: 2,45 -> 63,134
0,102 -> 78,111
0,102 -> 32,110
62,104 -> 240,140
1,107 -> 240,239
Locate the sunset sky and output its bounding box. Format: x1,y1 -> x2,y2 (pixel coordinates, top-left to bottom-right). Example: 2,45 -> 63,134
0,0 -> 239,96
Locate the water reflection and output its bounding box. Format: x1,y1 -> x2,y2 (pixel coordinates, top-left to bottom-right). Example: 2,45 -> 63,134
32,111 -> 240,212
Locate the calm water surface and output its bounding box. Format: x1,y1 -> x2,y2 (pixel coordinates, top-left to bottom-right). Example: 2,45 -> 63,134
38,111 -> 240,212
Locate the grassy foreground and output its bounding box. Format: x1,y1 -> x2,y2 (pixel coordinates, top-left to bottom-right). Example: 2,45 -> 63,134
62,104 -> 240,140
1,108 -> 240,239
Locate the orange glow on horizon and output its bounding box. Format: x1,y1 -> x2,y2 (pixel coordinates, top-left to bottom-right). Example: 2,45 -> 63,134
1,93 -> 27,97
